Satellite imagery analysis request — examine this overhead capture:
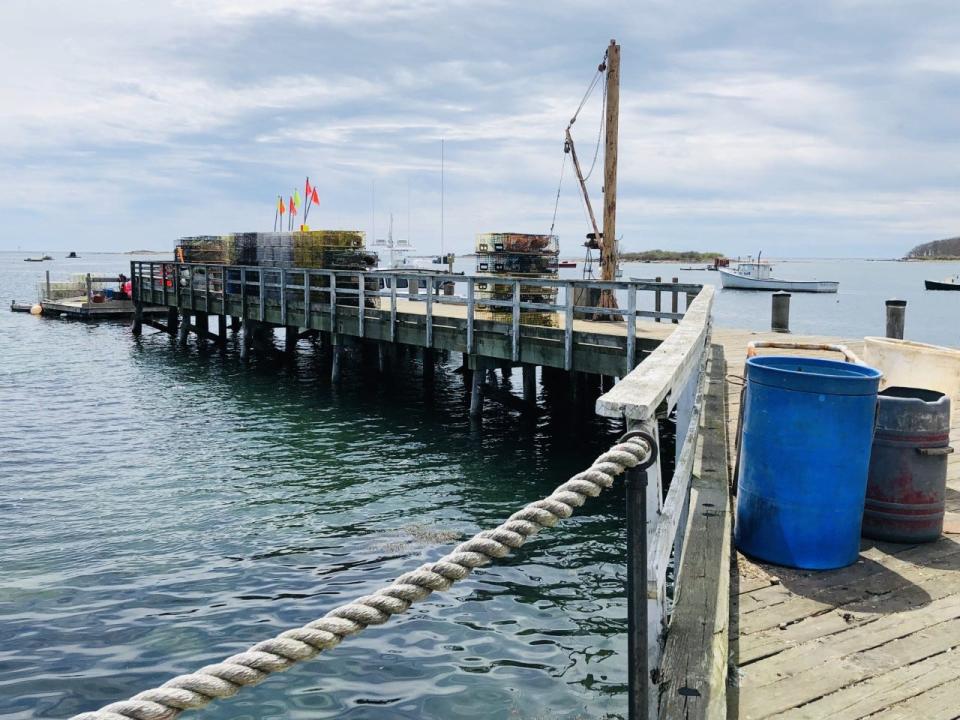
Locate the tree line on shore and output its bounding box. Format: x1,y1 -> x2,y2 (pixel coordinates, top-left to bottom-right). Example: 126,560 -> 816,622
906,236 -> 960,259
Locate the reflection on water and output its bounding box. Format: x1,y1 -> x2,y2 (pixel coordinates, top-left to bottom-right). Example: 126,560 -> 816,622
0,254 -> 630,719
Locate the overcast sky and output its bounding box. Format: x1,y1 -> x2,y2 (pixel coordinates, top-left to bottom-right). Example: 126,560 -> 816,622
1,0 -> 958,257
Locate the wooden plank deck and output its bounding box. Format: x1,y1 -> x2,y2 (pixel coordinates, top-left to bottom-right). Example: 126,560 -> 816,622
717,329 -> 960,720
42,296 -> 167,318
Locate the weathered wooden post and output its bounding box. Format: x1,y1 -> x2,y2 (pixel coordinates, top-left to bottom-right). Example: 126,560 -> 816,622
886,299 -> 906,339
167,307 -> 179,336
331,334 -> 342,382
772,291 -> 791,333
625,462 -> 649,720
469,365 -> 484,418
194,312 -> 208,346
230,316 -> 241,332
45,270 -> 51,300
423,348 -> 435,381
86,273 -> 93,305
654,276 -> 662,322
284,326 -> 298,353
240,321 -> 253,360
218,314 -> 228,342
522,365 -> 537,405
671,277 -> 679,325
378,342 -> 388,373
178,312 -> 191,345
131,273 -> 143,336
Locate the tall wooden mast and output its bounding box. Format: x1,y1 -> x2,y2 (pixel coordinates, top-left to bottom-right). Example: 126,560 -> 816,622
600,39 -> 620,309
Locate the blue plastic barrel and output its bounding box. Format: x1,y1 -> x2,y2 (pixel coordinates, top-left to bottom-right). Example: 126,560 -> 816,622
735,356 -> 882,570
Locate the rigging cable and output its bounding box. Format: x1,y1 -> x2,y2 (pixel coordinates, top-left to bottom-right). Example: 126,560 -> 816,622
583,74 -> 606,183
548,150 -> 567,236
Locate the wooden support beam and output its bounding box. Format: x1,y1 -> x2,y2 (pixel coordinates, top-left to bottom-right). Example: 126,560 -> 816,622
240,321 -> 253,361
600,39 -> 620,312
177,311 -> 191,345
331,333 -> 342,382
522,365 -> 537,405
284,326 -> 298,354
469,362 -> 484,418
167,307 -> 179,335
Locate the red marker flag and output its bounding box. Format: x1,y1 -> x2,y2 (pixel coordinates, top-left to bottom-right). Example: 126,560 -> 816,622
305,177 -> 313,197
289,196 -> 297,215
311,187 -> 319,205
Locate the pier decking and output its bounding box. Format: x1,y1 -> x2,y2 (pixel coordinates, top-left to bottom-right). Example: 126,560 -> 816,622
719,331 -> 960,720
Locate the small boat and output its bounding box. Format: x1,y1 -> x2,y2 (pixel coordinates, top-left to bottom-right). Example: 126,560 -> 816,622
925,276 -> 960,291
10,300 -> 34,312
66,251 -> 79,258
719,257 -> 839,293
680,265 -> 707,271
24,257 -> 46,262
42,255 -> 53,260
558,260 -> 577,268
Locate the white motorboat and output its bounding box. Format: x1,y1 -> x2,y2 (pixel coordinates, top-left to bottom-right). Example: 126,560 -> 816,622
719,259 -> 839,293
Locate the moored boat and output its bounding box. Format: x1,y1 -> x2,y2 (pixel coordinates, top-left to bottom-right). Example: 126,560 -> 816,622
925,276 -> 960,291
719,258 -> 839,293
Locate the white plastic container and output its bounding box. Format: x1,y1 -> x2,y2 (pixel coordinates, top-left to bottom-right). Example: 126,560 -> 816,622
863,337 -> 960,419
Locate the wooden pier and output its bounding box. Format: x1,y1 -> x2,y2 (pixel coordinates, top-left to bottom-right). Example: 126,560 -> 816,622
612,328 -> 960,720
720,331 -> 960,720
130,261 -> 701,416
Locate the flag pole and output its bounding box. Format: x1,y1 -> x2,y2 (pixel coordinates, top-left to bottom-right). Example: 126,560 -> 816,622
274,195 -> 280,232
303,176 -> 311,225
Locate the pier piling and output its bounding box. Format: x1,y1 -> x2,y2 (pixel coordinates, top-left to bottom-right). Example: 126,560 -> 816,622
522,365 -> 536,405
218,315 -> 227,342
671,277 -> 679,324
167,307 -> 179,335
469,367 -> 484,418
885,299 -> 906,339
771,291 -> 791,333
194,312 -> 208,347
239,321 -> 253,360
177,312 -> 191,345
331,334 -> 342,382
284,326 -> 298,353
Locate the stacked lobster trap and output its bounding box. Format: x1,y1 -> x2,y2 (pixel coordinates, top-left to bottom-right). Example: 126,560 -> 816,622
175,231 -> 379,309
475,233 -> 560,327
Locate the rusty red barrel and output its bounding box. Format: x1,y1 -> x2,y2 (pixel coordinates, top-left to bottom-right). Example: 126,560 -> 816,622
862,387 -> 953,543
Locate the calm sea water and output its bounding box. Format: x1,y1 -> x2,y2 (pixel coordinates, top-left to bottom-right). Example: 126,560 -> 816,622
2,252 -> 958,720
0,253 -> 628,720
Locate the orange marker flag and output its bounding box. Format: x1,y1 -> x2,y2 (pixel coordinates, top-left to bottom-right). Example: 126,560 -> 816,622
278,197 -> 286,214
290,196 -> 297,215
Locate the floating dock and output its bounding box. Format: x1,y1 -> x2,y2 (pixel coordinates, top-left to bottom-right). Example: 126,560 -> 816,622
41,296 -> 168,319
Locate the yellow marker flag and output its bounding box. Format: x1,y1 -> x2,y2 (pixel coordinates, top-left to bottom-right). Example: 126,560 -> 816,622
293,189 -> 302,209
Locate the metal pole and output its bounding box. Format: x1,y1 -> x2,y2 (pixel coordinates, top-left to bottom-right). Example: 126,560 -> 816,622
626,463 -> 649,720
886,299 -> 906,339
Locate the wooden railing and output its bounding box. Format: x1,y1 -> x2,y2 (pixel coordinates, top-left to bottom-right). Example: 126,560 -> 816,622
132,261 -> 702,375
596,285 -> 716,718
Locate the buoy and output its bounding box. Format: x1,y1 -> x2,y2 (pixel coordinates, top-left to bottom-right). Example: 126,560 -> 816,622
30,304 -> 43,315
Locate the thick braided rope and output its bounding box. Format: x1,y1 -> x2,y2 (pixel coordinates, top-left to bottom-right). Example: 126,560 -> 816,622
71,437 -> 651,720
